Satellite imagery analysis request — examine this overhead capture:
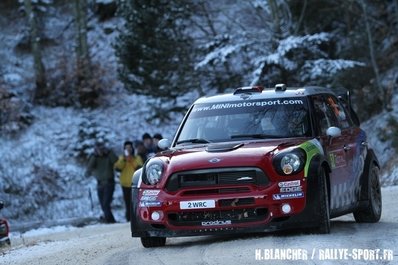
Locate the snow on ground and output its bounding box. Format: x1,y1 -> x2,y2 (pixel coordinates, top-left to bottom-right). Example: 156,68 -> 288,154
0,0 -> 397,240
1,186 -> 397,265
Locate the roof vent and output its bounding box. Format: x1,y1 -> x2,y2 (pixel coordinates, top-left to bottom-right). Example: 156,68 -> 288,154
275,84 -> 287,91
234,86 -> 263,95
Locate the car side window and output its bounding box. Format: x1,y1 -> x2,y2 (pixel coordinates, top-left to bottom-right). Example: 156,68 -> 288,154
338,96 -> 360,126
325,96 -> 353,129
311,95 -> 339,135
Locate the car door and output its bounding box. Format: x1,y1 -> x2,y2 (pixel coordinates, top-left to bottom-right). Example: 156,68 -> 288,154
326,95 -> 367,211
311,95 -> 353,213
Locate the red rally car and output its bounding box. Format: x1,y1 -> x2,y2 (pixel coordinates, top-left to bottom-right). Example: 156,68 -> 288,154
131,84 -> 382,248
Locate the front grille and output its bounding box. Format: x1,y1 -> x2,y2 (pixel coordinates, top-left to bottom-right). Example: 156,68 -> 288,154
182,187 -> 251,196
166,167 -> 268,192
168,208 -> 268,226
218,197 -> 255,207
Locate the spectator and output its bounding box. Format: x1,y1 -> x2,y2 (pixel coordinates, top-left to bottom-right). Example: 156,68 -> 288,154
114,141 -> 143,221
135,140 -> 148,162
153,133 -> 163,152
142,133 -> 155,158
85,142 -> 118,223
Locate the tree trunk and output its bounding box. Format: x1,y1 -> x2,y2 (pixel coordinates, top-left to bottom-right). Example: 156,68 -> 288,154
358,0 -> 387,110
24,0 -> 47,102
294,0 -> 307,35
267,0 -> 281,44
394,0 -> 398,30
74,0 -> 91,80
74,0 -> 95,107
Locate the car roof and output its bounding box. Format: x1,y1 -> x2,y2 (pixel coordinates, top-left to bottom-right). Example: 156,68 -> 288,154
194,85 -> 337,104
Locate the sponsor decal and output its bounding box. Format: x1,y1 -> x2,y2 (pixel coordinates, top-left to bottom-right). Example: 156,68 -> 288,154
193,99 -> 305,113
299,139 -> 324,177
272,192 -> 304,200
329,151 -> 347,169
140,190 -> 162,207
201,220 -> 232,226
280,186 -> 302,193
139,201 -> 162,207
278,180 -> 301,188
142,190 -> 161,196
140,195 -> 158,201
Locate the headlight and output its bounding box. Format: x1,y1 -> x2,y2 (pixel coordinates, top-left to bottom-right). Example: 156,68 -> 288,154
273,149 -> 306,176
281,153 -> 301,174
145,160 -> 164,185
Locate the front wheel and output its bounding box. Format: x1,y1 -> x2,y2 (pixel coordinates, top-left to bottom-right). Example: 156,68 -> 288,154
353,163 -> 382,223
318,168 -> 330,234
140,237 -> 166,248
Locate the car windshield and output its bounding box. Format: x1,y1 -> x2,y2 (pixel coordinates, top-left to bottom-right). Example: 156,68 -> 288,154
176,97 -> 310,144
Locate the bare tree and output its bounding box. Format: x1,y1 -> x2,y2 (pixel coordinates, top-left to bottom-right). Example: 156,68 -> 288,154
23,0 -> 47,102
294,0 -> 307,35
74,0 -> 90,76
358,0 -> 387,110
395,0 -> 398,30
74,0 -> 95,106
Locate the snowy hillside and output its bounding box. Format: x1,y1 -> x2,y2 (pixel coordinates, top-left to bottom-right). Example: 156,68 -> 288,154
0,2 -> 183,227
362,91 -> 398,186
0,1 -> 397,230
0,96 -> 182,225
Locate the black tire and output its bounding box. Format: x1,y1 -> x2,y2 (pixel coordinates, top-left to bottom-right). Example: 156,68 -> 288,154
140,237 -> 166,248
0,238 -> 10,247
353,163 -> 382,223
318,168 -> 331,234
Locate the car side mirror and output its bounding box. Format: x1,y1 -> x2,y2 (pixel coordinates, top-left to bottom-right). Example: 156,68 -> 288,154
0,201 -> 4,210
158,139 -> 171,150
326,127 -> 342,138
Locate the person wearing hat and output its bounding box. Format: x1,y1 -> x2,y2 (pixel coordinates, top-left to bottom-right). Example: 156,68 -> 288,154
85,141 -> 118,223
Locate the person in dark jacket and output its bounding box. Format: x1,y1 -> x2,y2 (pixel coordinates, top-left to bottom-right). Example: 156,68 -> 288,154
153,133 -> 164,153
85,142 -> 118,223
142,133 -> 156,158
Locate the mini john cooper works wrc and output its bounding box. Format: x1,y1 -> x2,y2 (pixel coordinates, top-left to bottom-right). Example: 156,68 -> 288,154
131,84 -> 382,248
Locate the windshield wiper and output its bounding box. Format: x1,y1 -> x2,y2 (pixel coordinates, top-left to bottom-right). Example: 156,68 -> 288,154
176,138 -> 210,144
231,134 -> 281,139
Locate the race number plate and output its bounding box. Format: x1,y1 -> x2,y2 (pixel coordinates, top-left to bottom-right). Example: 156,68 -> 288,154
180,200 -> 216,209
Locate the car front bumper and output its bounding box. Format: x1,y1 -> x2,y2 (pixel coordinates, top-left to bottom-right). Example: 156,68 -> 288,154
130,179 -> 319,237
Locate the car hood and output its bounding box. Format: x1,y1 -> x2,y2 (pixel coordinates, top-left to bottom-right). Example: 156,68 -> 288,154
156,139 -> 307,177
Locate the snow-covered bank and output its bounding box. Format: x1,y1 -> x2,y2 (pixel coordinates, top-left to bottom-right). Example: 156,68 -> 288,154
0,98 -> 182,227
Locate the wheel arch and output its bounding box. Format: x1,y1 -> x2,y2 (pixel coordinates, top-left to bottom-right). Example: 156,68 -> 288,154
368,149 -> 380,169
358,148 -> 380,202
306,154 -> 332,212
321,161 -> 331,206
132,168 -> 143,188
308,154 -> 331,194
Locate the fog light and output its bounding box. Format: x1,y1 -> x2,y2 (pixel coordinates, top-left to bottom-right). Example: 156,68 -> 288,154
281,204 -> 291,214
151,211 -> 161,221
